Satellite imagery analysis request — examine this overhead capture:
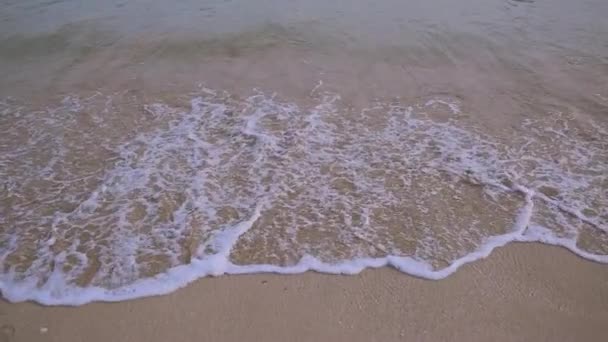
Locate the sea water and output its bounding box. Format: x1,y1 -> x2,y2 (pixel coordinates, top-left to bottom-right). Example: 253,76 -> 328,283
0,0 -> 607,305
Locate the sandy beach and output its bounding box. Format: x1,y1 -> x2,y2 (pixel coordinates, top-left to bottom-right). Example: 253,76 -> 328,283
2,1 -> 608,341
2,243 -> 607,342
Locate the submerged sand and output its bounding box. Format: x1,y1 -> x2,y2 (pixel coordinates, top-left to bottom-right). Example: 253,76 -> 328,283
1,2 -> 607,338
2,243 -> 607,342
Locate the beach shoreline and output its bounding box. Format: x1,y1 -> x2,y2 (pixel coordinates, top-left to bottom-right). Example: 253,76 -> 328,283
2,1 -> 608,341
2,242 -> 607,342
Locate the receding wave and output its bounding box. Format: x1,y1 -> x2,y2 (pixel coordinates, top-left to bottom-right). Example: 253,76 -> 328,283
0,86 -> 606,305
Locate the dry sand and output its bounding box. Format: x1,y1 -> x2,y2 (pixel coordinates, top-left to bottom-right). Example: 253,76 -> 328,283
1,242 -> 607,342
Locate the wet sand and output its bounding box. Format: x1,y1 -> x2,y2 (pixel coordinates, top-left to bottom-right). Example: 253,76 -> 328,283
1,1 -> 608,338
2,242 -> 607,342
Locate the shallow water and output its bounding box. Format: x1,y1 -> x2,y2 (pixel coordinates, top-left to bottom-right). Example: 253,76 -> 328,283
1,0 -> 607,304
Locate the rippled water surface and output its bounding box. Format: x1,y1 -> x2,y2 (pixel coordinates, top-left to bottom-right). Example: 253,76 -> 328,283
1,0 -> 607,304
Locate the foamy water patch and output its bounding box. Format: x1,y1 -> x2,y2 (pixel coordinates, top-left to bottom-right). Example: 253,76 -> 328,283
0,88 -> 607,305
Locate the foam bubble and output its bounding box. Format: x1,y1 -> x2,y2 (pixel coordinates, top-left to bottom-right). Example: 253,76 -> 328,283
0,87 -> 606,305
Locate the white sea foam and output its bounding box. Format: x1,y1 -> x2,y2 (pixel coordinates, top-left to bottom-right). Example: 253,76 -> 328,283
0,87 -> 607,305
